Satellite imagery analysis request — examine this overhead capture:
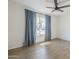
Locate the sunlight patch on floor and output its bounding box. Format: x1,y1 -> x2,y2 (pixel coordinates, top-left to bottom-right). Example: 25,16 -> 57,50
40,42 -> 50,46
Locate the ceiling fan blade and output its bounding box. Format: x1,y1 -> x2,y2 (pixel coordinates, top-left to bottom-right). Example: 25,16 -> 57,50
51,10 -> 55,12
58,5 -> 70,9
54,0 -> 58,7
46,7 -> 55,9
58,9 -> 64,12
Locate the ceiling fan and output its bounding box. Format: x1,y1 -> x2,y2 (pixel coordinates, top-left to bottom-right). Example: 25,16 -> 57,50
46,0 -> 70,12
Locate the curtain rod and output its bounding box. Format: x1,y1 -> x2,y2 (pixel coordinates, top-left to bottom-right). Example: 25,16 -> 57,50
24,9 -> 51,16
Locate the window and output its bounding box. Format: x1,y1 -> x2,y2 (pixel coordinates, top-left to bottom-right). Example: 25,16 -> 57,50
36,14 -> 45,36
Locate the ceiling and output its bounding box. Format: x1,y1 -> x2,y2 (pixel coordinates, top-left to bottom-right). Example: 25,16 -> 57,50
12,0 -> 70,16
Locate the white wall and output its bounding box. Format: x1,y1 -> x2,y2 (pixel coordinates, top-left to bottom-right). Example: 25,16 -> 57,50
51,15 -> 58,39
8,0 -> 26,50
58,13 -> 70,41
51,11 -> 70,41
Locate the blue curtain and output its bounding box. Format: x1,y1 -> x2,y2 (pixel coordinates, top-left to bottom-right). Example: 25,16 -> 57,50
24,9 -> 36,46
45,15 -> 51,41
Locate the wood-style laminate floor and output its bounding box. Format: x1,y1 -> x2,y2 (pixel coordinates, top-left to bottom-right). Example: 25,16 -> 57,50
8,39 -> 70,59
